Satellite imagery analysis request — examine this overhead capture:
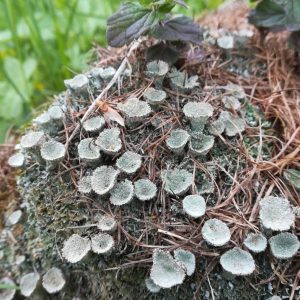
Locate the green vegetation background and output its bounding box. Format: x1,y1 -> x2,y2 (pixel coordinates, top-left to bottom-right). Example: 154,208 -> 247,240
0,0 -> 223,142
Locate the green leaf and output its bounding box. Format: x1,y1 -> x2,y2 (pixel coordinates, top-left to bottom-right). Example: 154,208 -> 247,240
173,0 -> 188,9
249,0 -> 300,31
3,56 -> 29,101
150,16 -> 202,44
283,169 -> 300,190
23,58 -> 37,79
0,82 -> 23,120
106,2 -> 158,47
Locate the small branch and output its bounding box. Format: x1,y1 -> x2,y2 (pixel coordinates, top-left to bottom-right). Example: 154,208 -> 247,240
66,40 -> 141,147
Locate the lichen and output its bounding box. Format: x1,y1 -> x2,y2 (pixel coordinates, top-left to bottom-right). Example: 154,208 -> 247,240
166,129 -> 190,154
62,234 -> 91,263
91,166 -> 120,195
201,218 -> 231,247
161,168 -> 193,195
259,196 -> 295,231
220,247 -> 255,276
134,179 -> 157,201
243,233 -> 267,253
116,151 -> 142,175
110,179 -> 134,206
269,232 -> 300,259
150,249 -> 186,289
182,195 -> 206,218
96,127 -> 122,155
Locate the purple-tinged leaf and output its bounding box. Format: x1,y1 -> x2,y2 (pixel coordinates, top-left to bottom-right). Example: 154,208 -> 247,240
146,42 -> 181,64
150,16 -> 203,44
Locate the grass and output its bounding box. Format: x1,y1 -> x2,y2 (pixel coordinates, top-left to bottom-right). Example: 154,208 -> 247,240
0,0 -> 223,142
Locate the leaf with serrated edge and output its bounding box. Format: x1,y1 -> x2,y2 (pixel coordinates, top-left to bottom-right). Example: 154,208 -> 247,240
106,2 -> 158,47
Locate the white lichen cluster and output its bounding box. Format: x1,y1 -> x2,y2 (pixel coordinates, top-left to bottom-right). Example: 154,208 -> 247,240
259,196 -> 295,231
20,272 -> 40,297
161,168 -> 193,195
182,195 -> 206,218
96,127 -> 122,155
183,102 -> 213,132
62,230 -> 115,263
168,69 -> 199,92
42,267 -> 66,294
116,151 -> 142,174
134,179 -> 157,201
243,233 -> 267,253
166,129 -> 190,154
220,247 -> 255,276
117,98 -> 151,126
269,232 -> 299,259
201,218 -> 231,246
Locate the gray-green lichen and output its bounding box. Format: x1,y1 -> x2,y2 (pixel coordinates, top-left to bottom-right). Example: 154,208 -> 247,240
2,28 -> 296,300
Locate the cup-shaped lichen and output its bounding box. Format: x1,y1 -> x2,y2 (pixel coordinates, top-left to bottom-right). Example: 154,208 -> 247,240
83,116 -> 105,133
219,111 -> 245,137
150,249 -> 186,289
8,152 -> 25,168
161,168 -> 193,196
224,83 -> 246,99
42,267 -> 66,294
189,133 -> 215,156
91,166 -> 119,195
183,102 -> 213,132
0,277 -> 16,300
168,69 -> 199,93
40,140 -> 65,167
220,247 -> 255,276
145,60 -> 169,87
96,127 -> 122,155
201,218 -> 231,246
222,96 -> 241,110
91,233 -> 114,254
134,179 -> 157,201
117,98 -> 151,127
96,215 -> 117,232
182,195 -> 206,218
110,179 -> 134,206
20,131 -> 45,151
243,233 -> 267,253
166,129 -> 190,154
99,66 -> 117,81
20,272 -> 40,297
269,232 -> 300,259
64,74 -> 89,97
62,234 -> 91,263
78,138 -> 101,163
145,278 -> 161,293
174,249 -> 196,276
143,87 -> 167,106
116,151 -> 142,175
208,119 -> 225,136
78,176 -> 92,194
259,196 -> 295,231
33,112 -> 51,131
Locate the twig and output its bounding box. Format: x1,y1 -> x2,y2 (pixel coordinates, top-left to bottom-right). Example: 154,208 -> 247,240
66,40 -> 141,146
